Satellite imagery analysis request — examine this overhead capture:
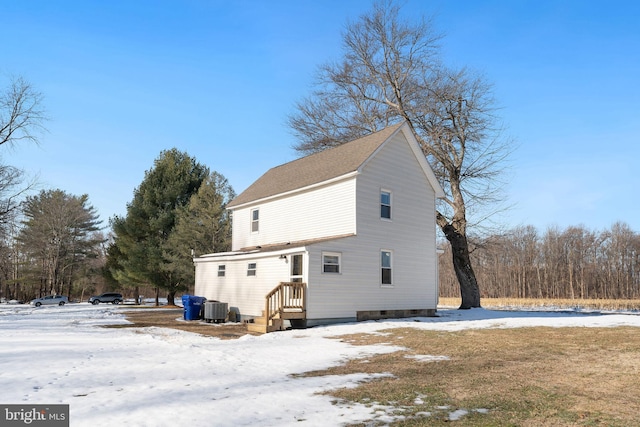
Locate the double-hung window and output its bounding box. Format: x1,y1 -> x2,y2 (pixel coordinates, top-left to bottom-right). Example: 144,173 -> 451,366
381,250 -> 392,285
380,190 -> 391,219
251,208 -> 259,233
322,252 -> 341,274
217,265 -> 226,277
247,262 -> 257,276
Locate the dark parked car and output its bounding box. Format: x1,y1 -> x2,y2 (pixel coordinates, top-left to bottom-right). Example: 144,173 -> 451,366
31,295 -> 69,307
88,293 -> 123,305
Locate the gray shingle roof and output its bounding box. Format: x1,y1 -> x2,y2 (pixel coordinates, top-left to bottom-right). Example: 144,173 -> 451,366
227,122 -> 405,208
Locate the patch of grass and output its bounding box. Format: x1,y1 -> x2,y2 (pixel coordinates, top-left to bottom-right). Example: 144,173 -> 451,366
303,327 -> 640,426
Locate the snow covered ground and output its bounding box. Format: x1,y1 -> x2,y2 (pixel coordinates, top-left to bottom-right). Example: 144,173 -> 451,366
1,303 -> 639,426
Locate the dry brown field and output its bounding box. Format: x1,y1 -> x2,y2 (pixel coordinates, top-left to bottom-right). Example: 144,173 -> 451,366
312,326 -> 640,426
439,297 -> 640,312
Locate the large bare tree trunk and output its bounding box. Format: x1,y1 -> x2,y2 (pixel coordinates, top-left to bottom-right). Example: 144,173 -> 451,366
438,214 -> 481,309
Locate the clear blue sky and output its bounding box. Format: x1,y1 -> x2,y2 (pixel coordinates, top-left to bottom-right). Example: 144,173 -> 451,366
3,0 -> 639,232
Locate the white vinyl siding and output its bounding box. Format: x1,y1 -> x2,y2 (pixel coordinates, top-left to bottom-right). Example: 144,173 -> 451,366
305,131 -> 438,320
195,252 -> 302,318
357,132 -> 437,306
231,178 -> 356,251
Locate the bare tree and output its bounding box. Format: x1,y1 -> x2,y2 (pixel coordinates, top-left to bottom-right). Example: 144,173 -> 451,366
288,1 -> 511,308
0,76 -> 46,147
0,164 -> 34,229
0,210 -> 22,301
442,222 -> 640,301
0,76 -> 46,229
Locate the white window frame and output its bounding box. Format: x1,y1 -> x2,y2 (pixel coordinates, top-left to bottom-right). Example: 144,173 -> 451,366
381,250 -> 393,286
217,265 -> 226,277
247,262 -> 257,276
322,251 -> 342,274
380,189 -> 392,220
251,208 -> 259,233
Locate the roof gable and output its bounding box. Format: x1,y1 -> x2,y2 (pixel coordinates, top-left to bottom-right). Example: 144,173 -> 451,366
227,122 -> 443,208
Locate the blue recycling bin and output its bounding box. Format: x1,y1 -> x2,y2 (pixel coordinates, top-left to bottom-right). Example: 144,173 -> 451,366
182,295 -> 206,320
181,295 -> 191,318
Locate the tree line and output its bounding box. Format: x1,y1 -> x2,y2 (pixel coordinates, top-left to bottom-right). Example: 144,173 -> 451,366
0,149 -> 235,303
0,75 -> 109,302
439,222 -> 640,300
0,75 -> 235,304
0,190 -> 106,302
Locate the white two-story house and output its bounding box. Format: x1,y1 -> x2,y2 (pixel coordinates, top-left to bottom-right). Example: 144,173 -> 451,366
193,121 -> 444,331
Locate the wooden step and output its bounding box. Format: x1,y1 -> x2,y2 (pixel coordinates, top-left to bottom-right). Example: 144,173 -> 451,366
253,316 -> 268,325
246,317 -> 284,334
281,310 -> 306,320
247,322 -> 268,334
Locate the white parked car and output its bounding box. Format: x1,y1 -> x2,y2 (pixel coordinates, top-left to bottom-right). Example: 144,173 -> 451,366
30,295 -> 69,307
